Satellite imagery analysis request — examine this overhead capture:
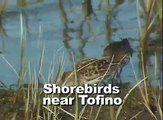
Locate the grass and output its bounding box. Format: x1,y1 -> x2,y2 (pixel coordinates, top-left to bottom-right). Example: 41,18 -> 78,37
18,11 -> 26,89
0,47 -> 162,120
0,0 -> 7,36
0,0 -> 7,53
136,1 -> 162,119
0,0 -> 162,120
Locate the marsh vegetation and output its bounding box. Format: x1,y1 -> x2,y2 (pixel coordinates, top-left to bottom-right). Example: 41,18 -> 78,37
0,0 -> 162,120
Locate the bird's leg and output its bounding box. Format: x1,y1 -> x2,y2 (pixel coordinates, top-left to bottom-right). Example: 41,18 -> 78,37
117,68 -> 123,85
111,71 -> 118,85
111,68 -> 123,85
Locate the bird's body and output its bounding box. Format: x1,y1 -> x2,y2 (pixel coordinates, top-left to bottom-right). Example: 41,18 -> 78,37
59,39 -> 133,86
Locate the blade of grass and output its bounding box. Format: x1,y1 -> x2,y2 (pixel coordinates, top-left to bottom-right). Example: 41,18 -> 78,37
130,57 -> 148,105
115,78 -> 145,119
79,103 -> 88,120
43,106 -> 59,119
57,106 -> 75,118
71,52 -> 79,120
1,56 -> 19,79
94,105 -> 102,120
143,103 -> 158,120
157,95 -> 162,119
129,110 -> 144,120
19,10 -> 26,88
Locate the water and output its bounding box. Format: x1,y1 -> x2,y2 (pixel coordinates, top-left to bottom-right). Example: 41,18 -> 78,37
0,0 -> 162,87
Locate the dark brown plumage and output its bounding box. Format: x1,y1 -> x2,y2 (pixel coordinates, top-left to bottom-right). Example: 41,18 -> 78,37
60,39 -> 133,86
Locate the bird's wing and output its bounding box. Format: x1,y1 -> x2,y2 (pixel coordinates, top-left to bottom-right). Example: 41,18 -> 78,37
76,58 -> 98,70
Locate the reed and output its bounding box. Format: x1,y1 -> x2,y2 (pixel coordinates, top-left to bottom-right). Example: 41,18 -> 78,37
17,0 -> 28,8
0,0 -> 7,53
0,0 -> 7,37
136,0 -> 162,118
18,11 -> 26,89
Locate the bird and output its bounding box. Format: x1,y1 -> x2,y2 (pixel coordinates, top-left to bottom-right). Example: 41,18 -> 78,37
103,38 -> 133,84
103,38 -> 133,67
58,39 -> 133,86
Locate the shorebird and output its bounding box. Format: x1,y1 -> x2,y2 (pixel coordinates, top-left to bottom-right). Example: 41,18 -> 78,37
59,39 -> 133,86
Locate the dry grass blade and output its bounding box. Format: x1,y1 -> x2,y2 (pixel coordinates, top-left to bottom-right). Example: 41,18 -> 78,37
71,52 -> 79,120
38,45 -> 45,76
115,79 -> 145,119
79,104 -> 88,120
140,50 -> 149,104
57,106 -> 75,118
129,110 -> 144,120
136,0 -> 143,37
0,0 -> 7,37
94,105 -> 102,120
89,106 -> 93,120
1,56 -> 20,79
25,83 -> 30,119
18,11 -> 26,88
11,113 -> 17,120
143,103 -> 158,120
157,95 -> 162,119
43,106 -> 59,119
130,57 -> 148,105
